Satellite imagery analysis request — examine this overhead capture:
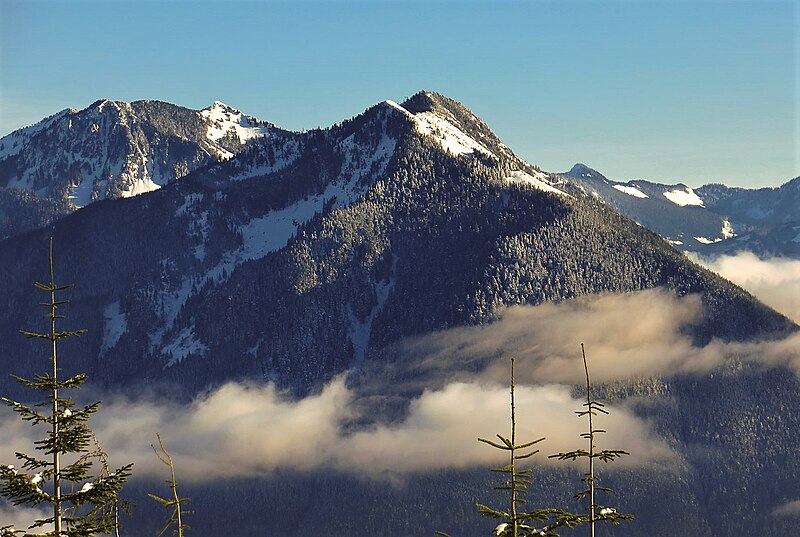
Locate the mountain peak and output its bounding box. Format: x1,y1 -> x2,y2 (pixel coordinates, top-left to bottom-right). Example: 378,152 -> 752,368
400,90 -> 466,117
205,100 -> 239,113
396,90 -> 517,162
199,101 -> 273,144
566,163 -> 607,180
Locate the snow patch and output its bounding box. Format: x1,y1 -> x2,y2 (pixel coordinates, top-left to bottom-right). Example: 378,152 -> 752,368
693,236 -> 721,245
148,278 -> 194,350
239,176 -> 368,261
721,218 -> 735,239
120,176 -> 161,199
348,257 -> 397,367
162,326 -> 208,368
337,131 -> 396,185
383,100 -> 413,117
413,111 -> 493,157
67,176 -> 96,209
663,187 -> 704,207
153,167 -> 378,353
230,138 -> 301,181
100,301 -> 127,356
613,184 -> 649,199
506,170 -> 569,197
194,244 -> 206,262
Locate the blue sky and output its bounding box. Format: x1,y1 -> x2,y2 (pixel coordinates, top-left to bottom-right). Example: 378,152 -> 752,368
0,0 -> 797,188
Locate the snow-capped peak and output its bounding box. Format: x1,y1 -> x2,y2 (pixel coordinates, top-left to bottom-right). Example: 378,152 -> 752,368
200,101 -> 273,144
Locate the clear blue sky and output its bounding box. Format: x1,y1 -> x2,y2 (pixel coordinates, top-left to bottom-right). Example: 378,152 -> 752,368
1,0 -> 797,188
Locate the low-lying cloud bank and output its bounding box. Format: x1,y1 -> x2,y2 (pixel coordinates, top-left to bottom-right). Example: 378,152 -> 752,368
398,289 -> 800,385
400,290 -> 712,385
3,288 -> 798,485
1,378 -> 671,483
688,251 -> 800,324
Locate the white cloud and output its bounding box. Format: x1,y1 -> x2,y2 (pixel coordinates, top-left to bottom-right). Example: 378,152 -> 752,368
0,503 -> 50,534
0,377 -> 671,483
772,499 -> 800,517
688,251 -> 800,324
334,381 -> 672,476
399,289 -> 723,385
397,288 -> 800,384
3,288 -> 797,487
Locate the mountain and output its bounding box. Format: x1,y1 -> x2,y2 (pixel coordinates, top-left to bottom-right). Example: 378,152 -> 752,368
0,92 -> 798,536
0,99 -> 277,238
563,163 -> 800,258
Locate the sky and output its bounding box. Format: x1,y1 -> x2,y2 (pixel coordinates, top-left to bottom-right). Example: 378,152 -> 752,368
0,0 -> 797,188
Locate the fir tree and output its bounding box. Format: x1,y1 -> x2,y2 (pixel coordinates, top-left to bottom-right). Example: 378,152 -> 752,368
438,357 -> 580,537
0,238 -> 132,537
549,344 -> 633,535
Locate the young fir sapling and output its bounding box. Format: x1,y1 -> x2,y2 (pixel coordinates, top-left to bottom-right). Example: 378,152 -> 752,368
549,344 -> 633,536
438,357 -> 580,537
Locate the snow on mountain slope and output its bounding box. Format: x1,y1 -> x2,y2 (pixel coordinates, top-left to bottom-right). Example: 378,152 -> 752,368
613,184 -> 649,198
1,93 -> 799,537
413,110 -> 494,157
562,163 -> 800,259
562,163 -> 730,248
663,186 -> 704,207
0,99 -> 275,210
200,101 -> 275,157
506,169 -> 568,196
0,109 -> 73,160
384,97 -> 496,157
149,103 -> 402,362
0,91 -> 571,240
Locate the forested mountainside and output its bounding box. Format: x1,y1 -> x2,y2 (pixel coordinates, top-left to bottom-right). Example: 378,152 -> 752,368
0,91 -> 797,536
0,99 -> 275,238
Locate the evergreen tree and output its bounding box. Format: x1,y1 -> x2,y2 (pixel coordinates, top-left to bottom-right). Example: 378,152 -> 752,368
471,357 -> 579,537
0,238 -> 132,537
549,344 -> 633,535
438,357 -> 580,537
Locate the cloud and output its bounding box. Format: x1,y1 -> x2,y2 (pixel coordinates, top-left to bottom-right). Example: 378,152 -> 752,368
687,251 -> 800,324
91,378 -> 354,480
395,288 -> 800,385
397,289 -> 723,385
334,381 -> 672,475
0,503 -> 50,534
2,288 -> 797,486
0,378 -> 672,483
772,499 -> 800,517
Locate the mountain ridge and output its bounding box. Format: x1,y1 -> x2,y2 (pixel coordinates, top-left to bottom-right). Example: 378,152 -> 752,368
562,162 -> 800,258
0,91 -> 798,536
0,97 -> 281,238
